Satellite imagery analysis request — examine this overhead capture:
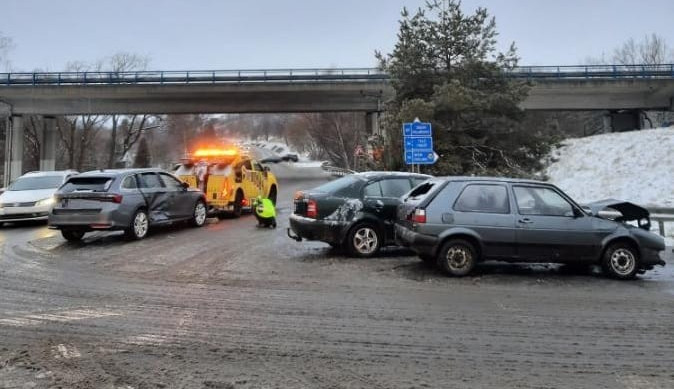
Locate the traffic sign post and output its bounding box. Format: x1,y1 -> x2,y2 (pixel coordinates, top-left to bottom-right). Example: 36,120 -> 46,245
403,120 -> 437,170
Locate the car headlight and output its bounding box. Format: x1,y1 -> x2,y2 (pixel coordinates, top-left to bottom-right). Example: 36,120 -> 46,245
36,197 -> 55,207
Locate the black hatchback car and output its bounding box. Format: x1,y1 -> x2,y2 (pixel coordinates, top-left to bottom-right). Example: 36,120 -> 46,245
288,172 -> 431,257
395,177 -> 666,279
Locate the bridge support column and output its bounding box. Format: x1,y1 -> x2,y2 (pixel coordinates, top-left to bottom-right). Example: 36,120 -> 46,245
3,115 -> 24,187
365,112 -> 380,136
40,116 -> 57,171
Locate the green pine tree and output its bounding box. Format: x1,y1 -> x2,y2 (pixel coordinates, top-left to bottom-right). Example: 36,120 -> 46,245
376,0 -> 557,176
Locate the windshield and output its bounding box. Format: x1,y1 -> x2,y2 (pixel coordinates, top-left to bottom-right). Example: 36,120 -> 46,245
8,175 -> 64,191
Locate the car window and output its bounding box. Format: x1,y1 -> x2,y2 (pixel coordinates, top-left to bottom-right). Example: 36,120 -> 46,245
312,176 -> 363,197
454,184 -> 510,214
364,181 -> 383,197
380,178 -> 412,198
159,173 -> 184,190
242,160 -> 253,170
411,177 -> 429,187
253,162 -> 264,171
514,186 -> 574,217
121,175 -> 137,190
60,177 -> 113,193
138,173 -> 164,189
8,175 -> 64,191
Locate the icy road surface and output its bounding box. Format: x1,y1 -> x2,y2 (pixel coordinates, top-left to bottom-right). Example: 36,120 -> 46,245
0,160 -> 673,388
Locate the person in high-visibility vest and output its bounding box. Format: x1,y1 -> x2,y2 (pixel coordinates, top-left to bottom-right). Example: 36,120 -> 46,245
253,196 -> 277,228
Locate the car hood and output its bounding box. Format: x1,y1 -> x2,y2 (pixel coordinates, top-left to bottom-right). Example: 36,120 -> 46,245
586,199 -> 651,230
0,188 -> 57,204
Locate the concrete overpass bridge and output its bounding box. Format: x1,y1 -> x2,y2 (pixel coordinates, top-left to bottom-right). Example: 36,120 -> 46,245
2,64 -> 674,184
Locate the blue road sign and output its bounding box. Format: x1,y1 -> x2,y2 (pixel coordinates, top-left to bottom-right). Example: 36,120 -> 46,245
404,136 -> 433,150
403,122 -> 432,137
405,150 -> 436,164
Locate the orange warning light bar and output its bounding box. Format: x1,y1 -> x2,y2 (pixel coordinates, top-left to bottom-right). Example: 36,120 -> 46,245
193,148 -> 238,158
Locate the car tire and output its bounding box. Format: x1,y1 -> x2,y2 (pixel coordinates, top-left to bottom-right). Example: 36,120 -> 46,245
191,200 -> 207,227
438,239 -> 478,277
61,230 -> 85,242
347,223 -> 381,258
125,209 -> 149,240
232,191 -> 243,218
602,242 -> 640,280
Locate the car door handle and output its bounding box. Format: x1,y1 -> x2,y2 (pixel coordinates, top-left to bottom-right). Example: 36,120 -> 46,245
518,218 -> 533,224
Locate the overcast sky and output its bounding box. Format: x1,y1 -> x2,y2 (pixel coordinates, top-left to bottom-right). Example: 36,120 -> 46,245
3,0 -> 674,71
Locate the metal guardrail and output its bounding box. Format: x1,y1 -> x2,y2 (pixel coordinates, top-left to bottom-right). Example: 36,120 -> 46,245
320,165 -> 356,177
0,68 -> 387,86
1,64 -> 674,86
505,64 -> 674,80
648,207 -> 674,238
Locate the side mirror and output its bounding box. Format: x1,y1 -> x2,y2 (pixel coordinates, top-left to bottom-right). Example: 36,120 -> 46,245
181,181 -> 190,190
573,207 -> 586,218
264,166 -> 271,172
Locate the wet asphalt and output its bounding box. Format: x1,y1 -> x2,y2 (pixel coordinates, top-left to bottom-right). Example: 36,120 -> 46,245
0,160 -> 673,389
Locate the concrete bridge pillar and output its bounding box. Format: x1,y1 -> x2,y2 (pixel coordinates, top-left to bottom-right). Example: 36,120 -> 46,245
40,116 -> 58,171
3,115 -> 24,187
365,112 -> 380,136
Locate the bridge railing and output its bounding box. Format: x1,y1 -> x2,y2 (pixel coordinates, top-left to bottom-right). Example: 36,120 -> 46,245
2,64 -> 674,86
505,64 -> 674,79
0,68 -> 388,86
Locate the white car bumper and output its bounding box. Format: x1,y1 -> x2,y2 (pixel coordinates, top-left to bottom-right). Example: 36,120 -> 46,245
0,204 -> 52,222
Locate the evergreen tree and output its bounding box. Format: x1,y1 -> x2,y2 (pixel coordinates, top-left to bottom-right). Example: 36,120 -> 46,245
133,137 -> 151,168
376,0 -> 557,176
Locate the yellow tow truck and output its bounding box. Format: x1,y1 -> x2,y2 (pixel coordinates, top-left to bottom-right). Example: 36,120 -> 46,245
174,147 -> 278,218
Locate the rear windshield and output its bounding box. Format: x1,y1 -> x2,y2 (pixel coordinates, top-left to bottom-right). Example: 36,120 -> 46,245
403,180 -> 442,202
312,176 -> 363,197
8,175 -> 64,191
60,177 -> 114,193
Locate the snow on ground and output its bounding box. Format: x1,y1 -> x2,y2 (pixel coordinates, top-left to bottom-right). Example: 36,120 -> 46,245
544,126 -> 674,244
545,127 -> 674,207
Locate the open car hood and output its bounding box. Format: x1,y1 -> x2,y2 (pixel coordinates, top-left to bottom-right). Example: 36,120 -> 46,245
586,199 -> 651,229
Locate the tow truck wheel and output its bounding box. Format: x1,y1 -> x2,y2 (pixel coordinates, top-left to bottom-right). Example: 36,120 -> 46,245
268,185 -> 278,206
232,191 -> 243,218
191,200 -> 207,227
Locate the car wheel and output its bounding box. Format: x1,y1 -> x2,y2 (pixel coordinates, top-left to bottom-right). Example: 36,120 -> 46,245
61,230 -> 85,242
191,200 -> 207,227
125,209 -> 149,240
439,239 -> 477,277
602,242 -> 639,280
347,223 -> 381,258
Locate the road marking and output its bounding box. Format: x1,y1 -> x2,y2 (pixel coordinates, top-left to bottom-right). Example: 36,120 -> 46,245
0,308 -> 121,327
52,344 -> 81,359
125,334 -> 170,346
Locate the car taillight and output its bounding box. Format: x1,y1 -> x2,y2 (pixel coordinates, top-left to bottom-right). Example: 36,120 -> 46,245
412,208 -> 426,223
306,199 -> 318,218
98,194 -> 123,203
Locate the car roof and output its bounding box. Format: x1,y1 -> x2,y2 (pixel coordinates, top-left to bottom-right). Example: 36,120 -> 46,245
355,171 -> 432,180
21,170 -> 78,177
75,168 -> 167,178
438,176 -> 551,185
